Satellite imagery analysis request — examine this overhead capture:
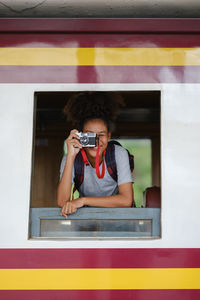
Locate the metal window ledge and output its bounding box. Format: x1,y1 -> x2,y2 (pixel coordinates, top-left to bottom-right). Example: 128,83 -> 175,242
31,207 -> 161,239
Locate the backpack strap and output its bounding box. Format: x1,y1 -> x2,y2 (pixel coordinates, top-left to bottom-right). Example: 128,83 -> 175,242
105,142 -> 118,182
105,140 -> 134,182
105,140 -> 134,207
74,149 -> 88,191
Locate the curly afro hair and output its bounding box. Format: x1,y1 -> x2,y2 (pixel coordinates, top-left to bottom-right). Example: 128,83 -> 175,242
63,92 -> 125,131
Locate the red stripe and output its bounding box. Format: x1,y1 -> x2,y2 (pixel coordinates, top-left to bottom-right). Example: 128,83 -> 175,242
1,33 -> 200,47
1,18 -> 200,33
0,290 -> 200,300
0,66 -> 200,84
0,249 -> 200,269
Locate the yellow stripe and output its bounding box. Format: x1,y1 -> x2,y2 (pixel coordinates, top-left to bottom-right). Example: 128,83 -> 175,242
0,268 -> 200,290
0,47 -> 200,66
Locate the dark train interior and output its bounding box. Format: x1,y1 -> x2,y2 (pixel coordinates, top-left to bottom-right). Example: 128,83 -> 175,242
31,91 -> 160,207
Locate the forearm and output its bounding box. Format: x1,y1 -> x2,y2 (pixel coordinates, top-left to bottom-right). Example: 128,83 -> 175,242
57,155 -> 75,207
60,184 -> 134,217
83,193 -> 133,208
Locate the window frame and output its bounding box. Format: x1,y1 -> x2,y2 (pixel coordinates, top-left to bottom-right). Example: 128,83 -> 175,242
30,89 -> 161,240
31,207 -> 161,239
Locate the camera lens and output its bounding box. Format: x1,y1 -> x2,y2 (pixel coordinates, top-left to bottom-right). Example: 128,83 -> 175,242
80,135 -> 89,146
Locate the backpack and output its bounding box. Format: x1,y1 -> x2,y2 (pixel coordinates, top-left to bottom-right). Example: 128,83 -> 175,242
74,140 -> 134,192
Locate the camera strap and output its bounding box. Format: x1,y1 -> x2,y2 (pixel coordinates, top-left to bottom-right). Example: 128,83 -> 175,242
80,146 -> 106,178
80,148 -> 89,165
95,145 -> 106,179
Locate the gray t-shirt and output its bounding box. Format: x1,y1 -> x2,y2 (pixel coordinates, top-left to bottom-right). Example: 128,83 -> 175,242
60,145 -> 133,197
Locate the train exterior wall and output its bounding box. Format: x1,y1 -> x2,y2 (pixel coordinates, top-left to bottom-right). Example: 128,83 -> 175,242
0,19 -> 200,299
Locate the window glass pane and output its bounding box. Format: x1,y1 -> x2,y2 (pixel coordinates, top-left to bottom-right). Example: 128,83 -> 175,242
40,219 -> 152,237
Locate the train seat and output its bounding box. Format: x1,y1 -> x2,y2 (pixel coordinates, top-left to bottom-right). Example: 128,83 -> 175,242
142,186 -> 161,208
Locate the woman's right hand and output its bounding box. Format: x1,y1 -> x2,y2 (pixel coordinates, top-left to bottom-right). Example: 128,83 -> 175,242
66,129 -> 82,157
60,198 -> 85,218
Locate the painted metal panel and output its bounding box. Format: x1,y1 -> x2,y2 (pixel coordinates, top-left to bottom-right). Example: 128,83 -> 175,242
1,249 -> 200,269
0,249 -> 200,298
0,82 -> 200,248
1,268 -> 200,289
0,18 -> 199,299
1,19 -> 200,33
31,207 -> 160,238
0,290 -> 200,300
0,19 -> 200,250
1,65 -> 200,83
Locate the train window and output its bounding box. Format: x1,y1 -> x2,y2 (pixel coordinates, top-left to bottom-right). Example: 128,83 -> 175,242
30,91 -> 161,239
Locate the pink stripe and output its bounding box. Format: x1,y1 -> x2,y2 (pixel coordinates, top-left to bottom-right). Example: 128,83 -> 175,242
0,66 -> 200,84
0,290 -> 200,300
0,249 -> 200,269
0,18 -> 200,33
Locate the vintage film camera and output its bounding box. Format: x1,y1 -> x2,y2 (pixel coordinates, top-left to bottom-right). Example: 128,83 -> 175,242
76,132 -> 98,147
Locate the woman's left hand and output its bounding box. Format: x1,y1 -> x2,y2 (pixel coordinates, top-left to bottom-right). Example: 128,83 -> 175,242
60,198 -> 85,218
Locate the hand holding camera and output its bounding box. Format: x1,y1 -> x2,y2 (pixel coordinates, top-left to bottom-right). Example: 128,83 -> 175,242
66,129 -> 82,157
66,130 -> 98,158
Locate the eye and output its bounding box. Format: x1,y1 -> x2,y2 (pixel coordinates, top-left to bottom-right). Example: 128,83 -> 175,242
98,134 -> 106,137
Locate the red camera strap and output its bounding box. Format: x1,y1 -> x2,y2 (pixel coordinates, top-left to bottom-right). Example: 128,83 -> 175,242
80,147 -> 106,179
95,146 -> 106,179
80,148 -> 89,165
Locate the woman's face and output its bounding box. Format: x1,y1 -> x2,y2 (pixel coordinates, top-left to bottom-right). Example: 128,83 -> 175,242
83,118 -> 111,160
